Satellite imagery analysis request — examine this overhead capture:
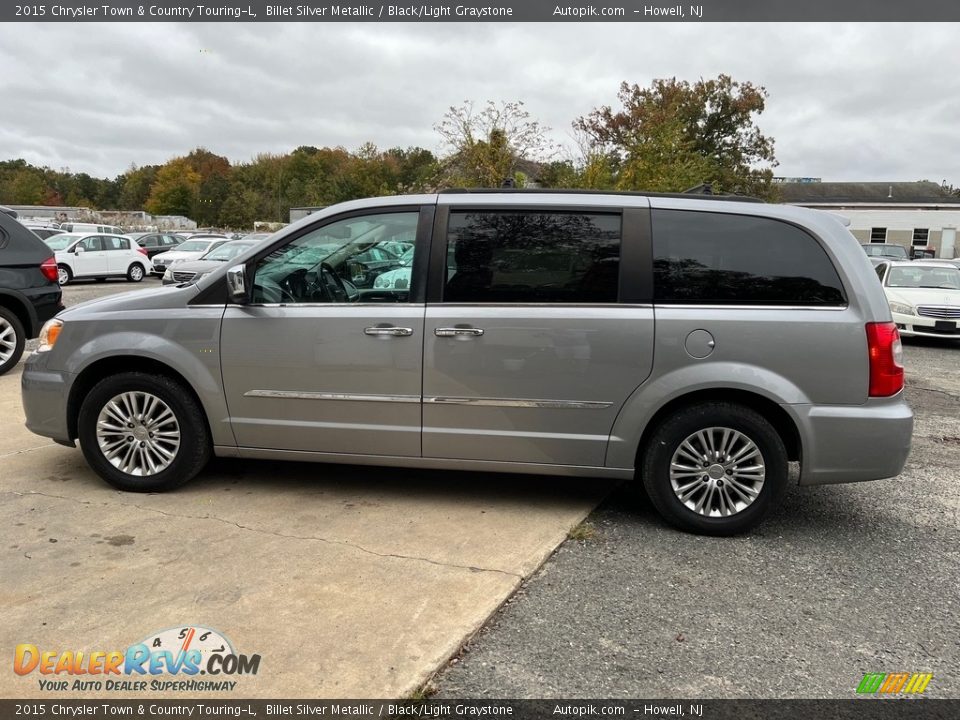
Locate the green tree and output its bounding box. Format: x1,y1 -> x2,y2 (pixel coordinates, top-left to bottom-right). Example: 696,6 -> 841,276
575,75 -> 778,198
145,158 -> 201,217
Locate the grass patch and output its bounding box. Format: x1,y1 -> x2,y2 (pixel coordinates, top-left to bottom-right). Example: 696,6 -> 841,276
567,521 -> 597,542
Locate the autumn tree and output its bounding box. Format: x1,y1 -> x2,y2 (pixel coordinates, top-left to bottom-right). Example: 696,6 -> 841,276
575,75 -> 778,197
145,158 -> 201,217
435,100 -> 556,188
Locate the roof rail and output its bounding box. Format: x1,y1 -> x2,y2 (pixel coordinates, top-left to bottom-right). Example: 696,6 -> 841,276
437,188 -> 764,203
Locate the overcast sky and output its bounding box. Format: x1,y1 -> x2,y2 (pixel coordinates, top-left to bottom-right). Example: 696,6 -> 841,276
1,22 -> 958,185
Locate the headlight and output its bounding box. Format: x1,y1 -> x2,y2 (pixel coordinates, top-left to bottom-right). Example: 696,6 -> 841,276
889,302 -> 915,316
37,318 -> 63,353
163,269 -> 173,280
374,275 -> 388,289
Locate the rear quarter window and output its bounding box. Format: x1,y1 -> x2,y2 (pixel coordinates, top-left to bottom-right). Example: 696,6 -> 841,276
652,209 -> 846,306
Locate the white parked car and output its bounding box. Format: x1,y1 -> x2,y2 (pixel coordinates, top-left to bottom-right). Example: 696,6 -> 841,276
875,260 -> 960,339
51,233 -> 150,285
151,237 -> 230,276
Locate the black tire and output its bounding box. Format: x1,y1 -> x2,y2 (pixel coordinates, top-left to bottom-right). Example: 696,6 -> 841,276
77,372 -> 211,492
57,264 -> 72,286
127,263 -> 145,282
640,402 -> 788,536
0,306 -> 26,376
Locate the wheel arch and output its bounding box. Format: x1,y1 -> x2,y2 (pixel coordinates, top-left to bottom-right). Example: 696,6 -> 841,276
633,388 -> 803,470
0,290 -> 35,337
67,355 -> 214,444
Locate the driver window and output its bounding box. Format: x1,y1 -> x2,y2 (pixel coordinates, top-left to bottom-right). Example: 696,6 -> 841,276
251,212 -> 419,304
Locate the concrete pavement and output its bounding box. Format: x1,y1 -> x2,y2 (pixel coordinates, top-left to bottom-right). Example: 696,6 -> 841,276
2,361 -> 611,699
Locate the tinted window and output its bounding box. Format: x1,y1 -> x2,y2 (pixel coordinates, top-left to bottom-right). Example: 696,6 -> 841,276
141,236 -> 158,247
652,210 -> 846,306
444,211 -> 620,303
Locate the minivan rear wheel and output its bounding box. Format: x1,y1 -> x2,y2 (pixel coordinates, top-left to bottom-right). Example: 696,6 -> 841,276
641,402 -> 788,536
0,307 -> 26,376
78,372 -> 211,492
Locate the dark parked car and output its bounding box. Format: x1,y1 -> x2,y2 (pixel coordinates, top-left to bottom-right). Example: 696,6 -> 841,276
0,208 -> 64,375
25,226 -> 65,241
127,232 -> 185,260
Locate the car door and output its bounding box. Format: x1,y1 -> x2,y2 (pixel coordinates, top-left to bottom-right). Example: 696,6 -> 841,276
102,235 -> 131,273
219,206 -> 432,456
71,235 -> 106,277
139,235 -> 159,258
422,201 -> 655,468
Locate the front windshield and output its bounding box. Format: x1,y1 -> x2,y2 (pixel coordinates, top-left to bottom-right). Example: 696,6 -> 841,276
887,266 -> 960,289
202,242 -> 256,261
177,240 -> 212,253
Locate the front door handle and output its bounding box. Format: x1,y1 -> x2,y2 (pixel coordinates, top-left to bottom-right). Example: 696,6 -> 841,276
364,326 -> 413,337
434,327 -> 484,337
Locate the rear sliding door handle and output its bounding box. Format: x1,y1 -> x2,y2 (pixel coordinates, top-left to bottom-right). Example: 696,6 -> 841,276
364,326 -> 413,337
434,327 -> 484,337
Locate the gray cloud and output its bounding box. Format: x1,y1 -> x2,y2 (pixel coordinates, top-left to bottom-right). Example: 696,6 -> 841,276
1,22 -> 957,185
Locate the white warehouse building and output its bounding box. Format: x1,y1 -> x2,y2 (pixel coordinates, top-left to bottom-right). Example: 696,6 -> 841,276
778,181 -> 959,259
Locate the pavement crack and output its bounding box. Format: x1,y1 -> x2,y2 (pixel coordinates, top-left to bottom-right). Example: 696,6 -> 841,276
909,384 -> 960,402
7,489 -> 522,580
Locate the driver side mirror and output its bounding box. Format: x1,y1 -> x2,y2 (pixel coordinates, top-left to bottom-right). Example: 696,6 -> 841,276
226,264 -> 251,304
74,246 -> 85,254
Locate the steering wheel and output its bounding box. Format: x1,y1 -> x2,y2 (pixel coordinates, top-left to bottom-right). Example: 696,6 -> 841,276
281,267 -> 309,301
319,262 -> 350,302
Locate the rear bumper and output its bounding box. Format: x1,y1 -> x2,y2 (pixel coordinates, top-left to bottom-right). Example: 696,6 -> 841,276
21,352 -> 73,444
792,395 -> 913,485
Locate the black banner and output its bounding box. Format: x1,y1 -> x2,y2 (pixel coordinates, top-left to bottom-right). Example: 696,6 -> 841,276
3,699 -> 959,720
4,0 -> 960,23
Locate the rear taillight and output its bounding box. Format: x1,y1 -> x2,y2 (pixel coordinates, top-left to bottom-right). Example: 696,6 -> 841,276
40,256 -> 58,283
137,247 -> 148,256
866,322 -> 904,397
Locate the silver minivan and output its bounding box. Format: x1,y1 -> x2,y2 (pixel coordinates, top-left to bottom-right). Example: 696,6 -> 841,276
21,191 -> 913,535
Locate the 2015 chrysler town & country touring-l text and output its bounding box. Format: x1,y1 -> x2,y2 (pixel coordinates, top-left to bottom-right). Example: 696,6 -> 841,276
20,191 -> 913,535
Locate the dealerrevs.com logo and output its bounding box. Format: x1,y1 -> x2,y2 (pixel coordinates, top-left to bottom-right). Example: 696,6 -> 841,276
14,626 -> 261,692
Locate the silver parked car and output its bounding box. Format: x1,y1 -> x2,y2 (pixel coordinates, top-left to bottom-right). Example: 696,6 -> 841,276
21,191 -> 913,535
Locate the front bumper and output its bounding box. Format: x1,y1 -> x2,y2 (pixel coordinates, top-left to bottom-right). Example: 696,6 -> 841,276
792,395 -> 913,486
892,311 -> 960,339
21,352 -> 73,445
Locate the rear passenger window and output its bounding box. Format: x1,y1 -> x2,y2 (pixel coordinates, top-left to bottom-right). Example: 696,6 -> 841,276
444,211 -> 620,303
652,210 -> 846,306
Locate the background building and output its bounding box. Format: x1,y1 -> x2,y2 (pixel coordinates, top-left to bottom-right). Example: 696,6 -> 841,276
779,181 -> 959,258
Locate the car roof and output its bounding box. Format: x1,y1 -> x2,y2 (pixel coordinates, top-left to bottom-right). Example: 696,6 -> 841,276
884,261 -> 958,268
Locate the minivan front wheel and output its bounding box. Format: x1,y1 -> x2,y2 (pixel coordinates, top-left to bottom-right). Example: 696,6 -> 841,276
641,403 -> 788,536
78,373 -> 211,492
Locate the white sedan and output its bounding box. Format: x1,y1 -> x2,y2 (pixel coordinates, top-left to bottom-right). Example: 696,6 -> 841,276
875,260 -> 960,340
150,237 -> 229,276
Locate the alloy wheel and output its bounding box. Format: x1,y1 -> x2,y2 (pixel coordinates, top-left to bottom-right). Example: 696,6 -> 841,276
96,391 -> 181,476
669,427 -> 766,517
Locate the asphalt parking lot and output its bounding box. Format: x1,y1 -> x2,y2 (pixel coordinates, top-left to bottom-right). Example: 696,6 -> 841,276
7,278 -> 960,700
435,339 -> 960,699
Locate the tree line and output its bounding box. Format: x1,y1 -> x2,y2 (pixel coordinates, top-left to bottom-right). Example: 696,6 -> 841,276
0,75 -> 782,227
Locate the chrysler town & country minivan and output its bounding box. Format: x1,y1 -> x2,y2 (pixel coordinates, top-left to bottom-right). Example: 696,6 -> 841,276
21,191 -> 913,534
